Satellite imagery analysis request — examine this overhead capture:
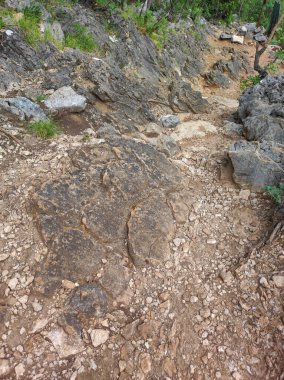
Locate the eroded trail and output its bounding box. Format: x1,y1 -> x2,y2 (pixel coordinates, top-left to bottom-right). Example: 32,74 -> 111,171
0,31 -> 283,380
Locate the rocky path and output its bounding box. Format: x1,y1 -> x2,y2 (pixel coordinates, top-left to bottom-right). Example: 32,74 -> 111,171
1,89 -> 283,380
0,30 -> 283,380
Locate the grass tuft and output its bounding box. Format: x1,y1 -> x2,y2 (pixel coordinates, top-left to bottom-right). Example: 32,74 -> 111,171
28,119 -> 59,139
18,5 -> 42,46
265,184 -> 284,204
240,75 -> 261,92
64,22 -> 97,52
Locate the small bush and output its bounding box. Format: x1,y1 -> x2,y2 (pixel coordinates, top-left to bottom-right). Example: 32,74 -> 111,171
36,94 -> 47,102
240,75 -> 261,91
0,16 -> 5,28
265,184 -> 284,204
275,49 -> 284,60
28,119 -> 59,139
18,5 -> 42,46
121,6 -> 169,49
266,62 -> 280,74
65,22 -> 97,52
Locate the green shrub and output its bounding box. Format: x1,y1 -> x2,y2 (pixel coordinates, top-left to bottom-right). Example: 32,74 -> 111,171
18,5 -> 42,46
0,16 -> 5,28
275,49 -> 284,60
121,6 -> 169,49
65,22 -> 97,52
240,75 -> 261,91
28,119 -> 59,139
266,62 -> 280,74
265,184 -> 284,204
36,94 -> 47,102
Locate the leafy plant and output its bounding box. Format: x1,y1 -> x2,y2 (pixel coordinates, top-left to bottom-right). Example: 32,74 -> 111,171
18,5 -> 42,46
0,16 -> 5,28
275,49 -> 284,60
121,6 -> 169,49
65,22 -> 97,52
28,119 -> 59,139
266,62 -> 280,74
36,94 -> 47,102
265,184 -> 284,204
240,75 -> 261,91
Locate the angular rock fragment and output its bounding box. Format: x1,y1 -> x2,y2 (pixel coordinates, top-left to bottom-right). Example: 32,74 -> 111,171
44,86 -> 87,113
169,80 -> 208,113
159,115 -> 180,129
229,140 -> 284,188
231,35 -> 244,44
44,326 -> 85,358
0,97 -> 47,121
89,329 -> 110,347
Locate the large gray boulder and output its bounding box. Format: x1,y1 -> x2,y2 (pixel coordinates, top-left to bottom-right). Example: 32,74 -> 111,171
44,86 -> 87,113
0,97 -> 47,121
229,141 -> 284,189
230,75 -> 284,189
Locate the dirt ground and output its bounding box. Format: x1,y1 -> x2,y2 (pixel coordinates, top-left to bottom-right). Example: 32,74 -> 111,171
0,32 -> 283,380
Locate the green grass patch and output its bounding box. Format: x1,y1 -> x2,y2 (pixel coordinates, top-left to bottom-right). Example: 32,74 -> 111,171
266,62 -> 280,74
121,6 -> 169,49
18,5 -> 42,46
65,22 -> 97,52
265,184 -> 284,204
28,119 -> 59,139
240,75 -> 261,91
0,16 -> 5,28
36,94 -> 47,102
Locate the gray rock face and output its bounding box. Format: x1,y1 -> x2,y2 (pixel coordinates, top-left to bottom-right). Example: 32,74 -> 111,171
0,97 -> 47,121
205,54 -> 248,88
43,70 -> 72,90
229,141 -> 284,188
229,75 -> 284,188
159,115 -> 180,129
204,70 -> 231,88
169,80 -> 208,113
33,136 -> 185,310
44,86 -> 87,113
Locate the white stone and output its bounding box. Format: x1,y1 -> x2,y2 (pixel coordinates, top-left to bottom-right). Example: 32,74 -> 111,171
190,296 -> 198,303
44,86 -> 87,113
231,35 -> 244,44
18,295 -> 28,304
259,277 -> 269,288
207,239 -> 217,245
15,363 -> 25,378
146,297 -> 153,304
0,359 -> 11,377
5,30 -> 14,36
8,277 -> 18,290
89,329 -> 110,348
32,301 -> 43,312
45,327 -> 85,358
